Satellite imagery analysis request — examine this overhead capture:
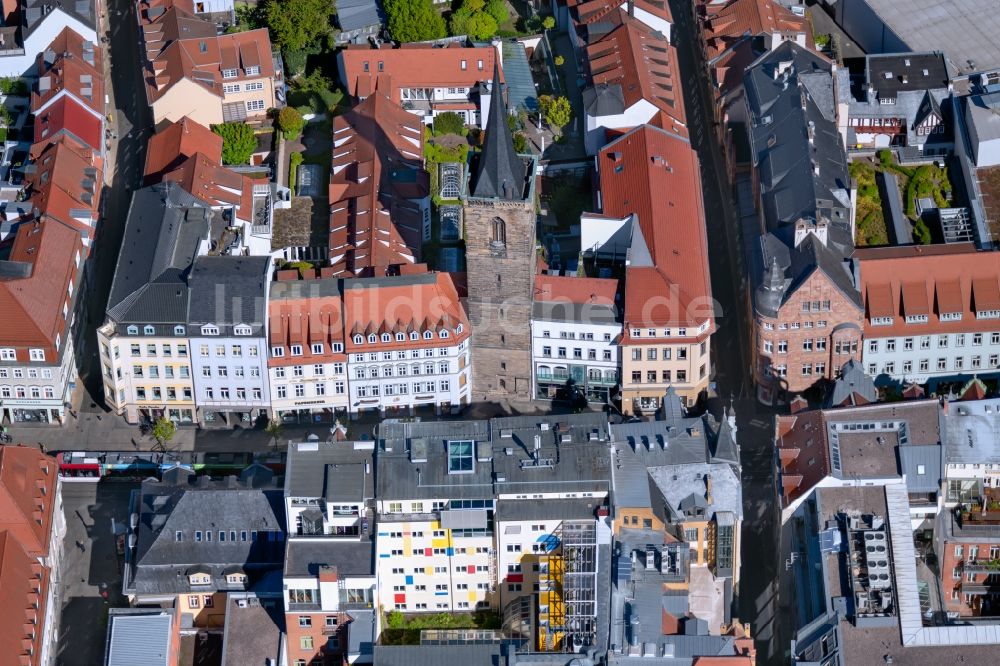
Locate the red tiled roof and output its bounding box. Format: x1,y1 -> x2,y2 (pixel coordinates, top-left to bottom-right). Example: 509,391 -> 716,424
699,0 -> 809,62
534,273 -> 619,304
775,411 -> 830,506
341,272 -> 471,352
144,115 -> 223,182
573,0 -> 672,26
597,125 -> 712,330
24,136 -> 103,238
329,92 -> 428,276
33,96 -> 104,154
0,530 -> 48,665
161,151 -> 259,224
142,9 -> 275,103
586,14 -> 686,125
32,27 -> 105,118
268,283 -> 347,367
0,448 -> 58,557
855,243 -> 1000,336
339,43 -> 502,103
0,220 -> 82,361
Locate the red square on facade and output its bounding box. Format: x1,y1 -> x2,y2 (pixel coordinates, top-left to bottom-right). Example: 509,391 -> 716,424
425,548 -> 433,557
394,593 -> 406,603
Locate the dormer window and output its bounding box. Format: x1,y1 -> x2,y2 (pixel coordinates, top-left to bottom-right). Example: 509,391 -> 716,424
291,345 -> 303,356
457,324 -> 464,334
144,325 -> 155,335
234,325 -> 252,336
871,316 -> 894,326
29,349 -> 45,362
353,335 -> 363,344
396,332 -> 405,342
977,310 -> 1000,320
447,440 -> 475,474
905,314 -> 928,324
226,572 -> 247,585
941,312 -> 963,322
174,325 -> 186,336
381,333 -> 391,342
439,330 -> 449,339
423,331 -> 433,340
410,332 -> 419,341
188,573 -> 211,585
221,69 -> 238,79
271,346 -> 285,357
201,325 -> 219,336
311,343 -> 324,354
245,65 -> 260,76
368,334 -> 377,343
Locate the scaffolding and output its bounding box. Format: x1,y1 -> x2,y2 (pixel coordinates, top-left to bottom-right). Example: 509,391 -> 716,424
537,521 -> 598,652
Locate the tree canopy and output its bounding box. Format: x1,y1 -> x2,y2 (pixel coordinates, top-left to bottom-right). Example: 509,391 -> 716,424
212,123 -> 257,165
277,106 -> 305,140
385,0 -> 447,43
539,95 -> 572,136
264,0 -> 333,52
449,0 -> 501,40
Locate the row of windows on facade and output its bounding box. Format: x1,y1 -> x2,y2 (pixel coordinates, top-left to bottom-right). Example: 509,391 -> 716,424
220,65 -> 261,79
272,342 -> 345,357
274,364 -> 345,378
540,331 -> 614,341
543,347 -> 615,361
273,382 -> 346,399
761,320 -> 829,331
0,367 -> 54,379
393,601 -> 488,611
629,366 -> 704,384
222,81 -> 265,93
125,324 -> 252,337
868,354 -> 1000,376
347,328 -> 460,347
627,342 -> 707,361
867,332 -> 1000,352
352,362 -> 453,379
174,528 -> 279,543
536,366 -> 618,382
352,347 -> 456,363
871,310 -> 1000,326
763,338 -> 830,354
353,380 -> 452,398
628,326 -> 700,338
399,86 -> 470,99
0,386 -> 57,399
768,362 -> 828,378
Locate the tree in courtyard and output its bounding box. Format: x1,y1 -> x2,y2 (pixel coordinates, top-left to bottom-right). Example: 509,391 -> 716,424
151,417 -> 176,453
542,15 -> 555,31
277,106 -> 305,140
212,122 -> 257,164
484,0 -> 509,25
264,0 -> 333,52
385,0 -> 447,43
539,94 -> 572,136
265,419 -> 284,451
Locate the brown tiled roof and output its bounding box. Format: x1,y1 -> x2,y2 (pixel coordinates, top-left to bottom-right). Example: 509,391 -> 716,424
585,14 -> 686,125
339,43 -> 502,102
267,281 -> 346,367
329,92 -> 427,276
144,116 -> 223,182
342,272 -> 471,353
0,530 -> 48,666
597,125 -> 712,331
24,136 -> 103,237
141,8 -> 274,103
572,0 -> 672,26
161,152 -> 259,224
855,243 -> 1000,335
534,273 -> 618,304
31,26 -> 104,118
0,448 -> 57,557
33,96 -> 104,154
699,0 -> 809,62
0,220 -> 82,361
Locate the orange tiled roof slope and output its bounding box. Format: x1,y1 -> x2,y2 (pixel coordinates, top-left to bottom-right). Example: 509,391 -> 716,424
598,124 -> 712,332
339,43 -> 502,102
586,13 -> 686,125
0,447 -> 58,557
141,6 -> 275,103
32,26 -> 104,117
329,91 -> 428,276
24,136 -> 103,237
855,243 -> 1000,336
699,0 -> 810,62
0,529 -> 49,666
144,115 -> 223,182
570,0 -> 672,26
0,220 -> 84,364
535,273 -> 618,305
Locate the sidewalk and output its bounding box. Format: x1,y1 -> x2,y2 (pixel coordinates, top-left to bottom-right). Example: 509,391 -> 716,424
4,410 -> 196,453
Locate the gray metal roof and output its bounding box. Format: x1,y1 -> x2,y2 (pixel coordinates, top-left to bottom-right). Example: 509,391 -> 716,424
284,440 -> 374,501
106,184 -> 212,325
502,40 -> 539,114
744,42 -> 851,232
583,82 -> 626,117
827,359 -> 877,407
105,610 -> 173,666
283,537 -> 376,578
373,643 -> 504,666
346,609 -> 376,658
494,498 -> 599,522
186,256 -> 270,334
25,0 -> 95,38
334,0 -> 382,32
898,444 -> 942,493
942,398 -> 1000,464
532,299 -> 620,325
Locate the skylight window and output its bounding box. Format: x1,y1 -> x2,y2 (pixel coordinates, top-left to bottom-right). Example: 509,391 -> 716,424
448,440 -> 475,474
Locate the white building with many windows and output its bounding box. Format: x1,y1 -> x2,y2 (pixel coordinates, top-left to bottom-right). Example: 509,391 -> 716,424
531,274 -> 621,405
342,272 -> 472,417
856,245 -> 1000,385
188,256 -> 272,427
267,275 -> 350,425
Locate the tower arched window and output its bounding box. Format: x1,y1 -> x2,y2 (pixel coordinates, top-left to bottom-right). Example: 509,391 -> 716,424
491,217 -> 506,247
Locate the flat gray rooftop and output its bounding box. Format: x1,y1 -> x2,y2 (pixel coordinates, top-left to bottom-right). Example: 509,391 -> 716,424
862,0 -> 1000,74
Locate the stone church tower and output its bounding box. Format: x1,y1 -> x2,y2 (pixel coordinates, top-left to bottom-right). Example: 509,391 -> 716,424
462,60 -> 537,401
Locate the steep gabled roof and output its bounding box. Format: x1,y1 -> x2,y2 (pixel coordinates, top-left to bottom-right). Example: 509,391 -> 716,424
470,60 -> 527,200
32,27 -> 104,117
24,136 -> 102,235
700,0 -> 809,62
144,116 -> 224,182
0,447 -> 57,557
329,91 -> 427,275
33,96 -> 103,154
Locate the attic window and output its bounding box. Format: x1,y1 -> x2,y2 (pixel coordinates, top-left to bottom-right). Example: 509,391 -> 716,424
127,325 -> 138,335
447,440 -> 475,474
423,330 -> 433,340
199,41 -> 207,53
144,325 -> 155,335
222,69 -> 238,79
201,325 -> 219,336
174,325 -> 186,336
234,325 -> 251,336
381,333 -> 391,342
410,331 -> 419,341
353,335 -> 363,344
396,332 -> 405,342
